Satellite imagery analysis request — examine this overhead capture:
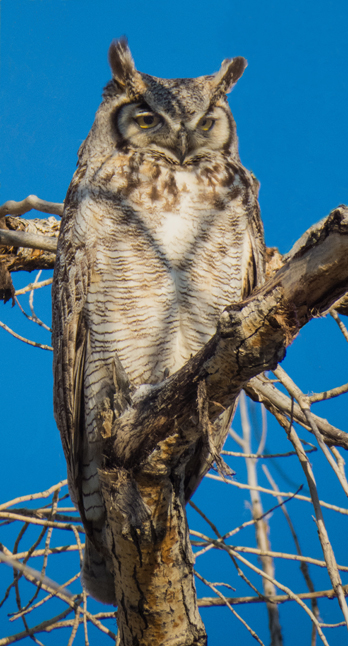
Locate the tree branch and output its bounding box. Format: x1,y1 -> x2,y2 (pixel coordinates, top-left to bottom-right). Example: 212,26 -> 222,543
0,214 -> 59,302
0,196 -> 63,218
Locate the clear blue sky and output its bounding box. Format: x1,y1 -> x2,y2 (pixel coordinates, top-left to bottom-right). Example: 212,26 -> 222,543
1,1 -> 348,644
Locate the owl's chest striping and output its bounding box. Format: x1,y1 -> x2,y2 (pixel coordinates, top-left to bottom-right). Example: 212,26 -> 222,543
95,152 -> 244,212
90,153 -> 250,289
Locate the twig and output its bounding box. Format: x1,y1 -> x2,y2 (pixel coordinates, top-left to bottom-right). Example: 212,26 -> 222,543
221,448 -> 316,458
198,584 -> 348,606
308,382 -> 348,403
14,278 -> 53,297
190,503 -> 265,599
21,490 -> 59,611
0,551 -> 74,602
0,512 -> 84,532
330,447 -> 347,483
67,605 -> 81,646
205,473 -> 348,514
0,606 -> 77,646
0,604 -> 117,645
191,527 -> 348,570
246,375 -> 348,449
9,574 -> 81,621
330,309 -> 348,343
28,271 -> 51,331
0,480 -> 68,512
256,402 -> 267,456
229,427 -> 245,447
0,320 -> 53,351
14,297 -> 51,332
7,545 -> 84,561
229,550 -> 330,645
192,486 -> 304,561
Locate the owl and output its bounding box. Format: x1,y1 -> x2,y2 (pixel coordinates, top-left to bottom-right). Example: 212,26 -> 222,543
52,39 -> 265,605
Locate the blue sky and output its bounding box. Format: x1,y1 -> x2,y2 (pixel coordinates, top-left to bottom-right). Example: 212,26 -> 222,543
1,1 -> 348,644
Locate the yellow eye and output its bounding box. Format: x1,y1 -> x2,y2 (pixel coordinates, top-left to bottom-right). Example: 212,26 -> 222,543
135,113 -> 161,129
199,117 -> 215,132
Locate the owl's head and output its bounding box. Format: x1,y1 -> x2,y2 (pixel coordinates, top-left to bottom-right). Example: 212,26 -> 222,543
81,39 -> 247,166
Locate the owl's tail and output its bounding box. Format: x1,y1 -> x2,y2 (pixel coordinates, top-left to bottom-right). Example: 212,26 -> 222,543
82,536 -> 116,605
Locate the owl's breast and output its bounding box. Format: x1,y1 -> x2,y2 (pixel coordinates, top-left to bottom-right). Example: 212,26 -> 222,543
83,155 -> 253,385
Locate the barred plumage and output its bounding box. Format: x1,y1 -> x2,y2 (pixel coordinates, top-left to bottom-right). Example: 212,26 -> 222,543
52,38 -> 265,604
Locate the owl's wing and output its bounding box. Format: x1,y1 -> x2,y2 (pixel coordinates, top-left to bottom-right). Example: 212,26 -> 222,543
242,189 -> 266,299
52,175 -> 89,512
184,198 -> 266,501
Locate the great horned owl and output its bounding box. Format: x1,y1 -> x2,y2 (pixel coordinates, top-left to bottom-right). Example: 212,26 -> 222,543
52,39 -> 265,604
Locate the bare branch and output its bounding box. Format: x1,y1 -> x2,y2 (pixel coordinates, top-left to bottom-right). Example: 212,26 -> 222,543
0,551 -> 74,602
198,585 -> 348,607
0,196 -> 63,218
274,405 -> 348,629
308,382 -> 348,403
228,550 -> 330,645
0,480 -> 68,512
240,393 -> 283,646
15,278 -> 53,297
0,320 -> 53,351
221,448 -> 317,458
205,473 -> 348,515
194,571 -> 266,646
246,375 -> 348,449
262,465 -> 320,636
274,365 -> 348,497
0,228 -> 58,253
330,308 -> 348,342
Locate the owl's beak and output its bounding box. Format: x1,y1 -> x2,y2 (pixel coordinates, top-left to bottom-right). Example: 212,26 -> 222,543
177,126 -> 188,164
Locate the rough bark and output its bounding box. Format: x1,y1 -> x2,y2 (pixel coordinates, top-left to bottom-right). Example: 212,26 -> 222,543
1,202 -> 348,644
0,215 -> 59,302
99,467 -> 206,646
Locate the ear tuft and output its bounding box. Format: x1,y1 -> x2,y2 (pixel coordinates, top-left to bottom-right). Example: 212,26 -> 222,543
108,38 -> 135,87
211,56 -> 247,99
108,38 -> 147,97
